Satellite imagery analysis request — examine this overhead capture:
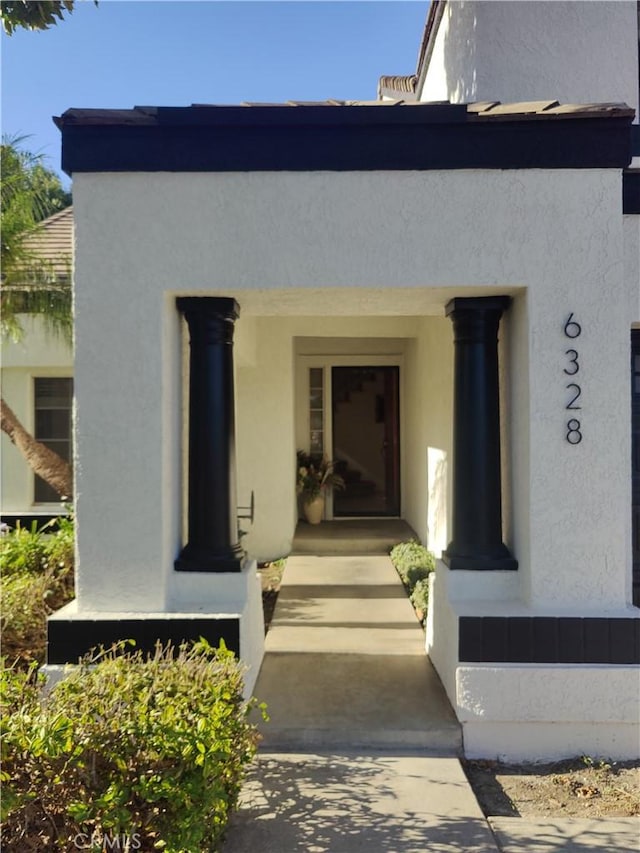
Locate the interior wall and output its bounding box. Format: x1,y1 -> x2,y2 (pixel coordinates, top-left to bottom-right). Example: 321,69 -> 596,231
402,316 -> 453,553
236,317 -> 297,562
506,291 -> 530,600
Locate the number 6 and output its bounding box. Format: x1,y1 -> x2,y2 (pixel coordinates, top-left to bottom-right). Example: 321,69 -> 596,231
564,313 -> 582,339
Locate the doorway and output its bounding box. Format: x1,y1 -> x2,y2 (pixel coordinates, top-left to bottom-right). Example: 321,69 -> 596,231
331,366 -> 400,516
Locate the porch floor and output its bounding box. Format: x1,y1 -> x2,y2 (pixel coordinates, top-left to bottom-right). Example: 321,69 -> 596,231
292,518 -> 417,555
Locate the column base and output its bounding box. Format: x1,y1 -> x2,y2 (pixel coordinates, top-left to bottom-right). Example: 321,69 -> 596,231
443,541 -> 517,571
174,543 -> 245,573
442,553 -> 518,571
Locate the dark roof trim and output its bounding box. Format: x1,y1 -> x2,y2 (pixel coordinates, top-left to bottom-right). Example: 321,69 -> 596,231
624,169 -> 640,213
55,102 -> 634,175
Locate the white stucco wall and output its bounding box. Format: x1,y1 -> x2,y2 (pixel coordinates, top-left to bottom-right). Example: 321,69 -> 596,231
1,317 -> 73,514
71,167 -> 631,616
421,0 -> 639,118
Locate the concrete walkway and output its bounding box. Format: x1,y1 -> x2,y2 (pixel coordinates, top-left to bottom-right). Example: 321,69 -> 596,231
223,554 -> 640,853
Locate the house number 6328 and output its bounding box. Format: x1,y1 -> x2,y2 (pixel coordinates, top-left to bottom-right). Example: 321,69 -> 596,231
563,314 -> 582,444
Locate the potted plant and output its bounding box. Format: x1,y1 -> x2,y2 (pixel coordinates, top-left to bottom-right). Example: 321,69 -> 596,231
296,450 -> 345,524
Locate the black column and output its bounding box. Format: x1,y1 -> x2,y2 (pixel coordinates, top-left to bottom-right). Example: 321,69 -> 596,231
443,296 -> 517,571
175,297 -> 244,573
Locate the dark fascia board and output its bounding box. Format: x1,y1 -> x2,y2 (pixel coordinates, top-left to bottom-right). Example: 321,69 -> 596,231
624,169 -> 640,213
57,105 -> 633,175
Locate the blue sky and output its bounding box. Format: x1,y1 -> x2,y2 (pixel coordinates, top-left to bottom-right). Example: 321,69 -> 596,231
1,1 -> 428,186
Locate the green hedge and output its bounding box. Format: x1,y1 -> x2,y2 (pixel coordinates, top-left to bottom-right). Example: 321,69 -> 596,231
390,540 -> 435,625
1,641 -> 265,853
1,518 -> 75,667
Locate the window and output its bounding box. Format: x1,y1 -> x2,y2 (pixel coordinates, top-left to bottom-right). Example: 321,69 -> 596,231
34,377 -> 73,503
309,367 -> 324,453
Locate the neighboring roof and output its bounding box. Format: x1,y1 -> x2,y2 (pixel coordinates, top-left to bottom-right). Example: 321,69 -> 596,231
55,100 -> 634,174
377,75 -> 418,101
22,206 -> 73,278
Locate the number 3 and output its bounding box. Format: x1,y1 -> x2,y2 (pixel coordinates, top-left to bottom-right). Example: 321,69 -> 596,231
564,349 -> 579,376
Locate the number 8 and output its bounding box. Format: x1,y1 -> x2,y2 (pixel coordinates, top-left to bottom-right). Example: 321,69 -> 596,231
566,418 -> 582,444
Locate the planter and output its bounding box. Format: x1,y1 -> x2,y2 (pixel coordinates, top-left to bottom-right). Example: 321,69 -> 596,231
303,495 -> 325,525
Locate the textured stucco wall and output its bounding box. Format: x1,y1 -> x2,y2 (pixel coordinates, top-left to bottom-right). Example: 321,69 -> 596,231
458,665 -> 640,760
421,0 -> 639,117
1,317 -> 73,514
71,168 -> 629,614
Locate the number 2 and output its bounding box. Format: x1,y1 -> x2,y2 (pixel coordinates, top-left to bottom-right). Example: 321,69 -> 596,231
566,383 -> 581,410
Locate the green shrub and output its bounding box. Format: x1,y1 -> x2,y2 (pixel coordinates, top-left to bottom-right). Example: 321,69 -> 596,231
390,540 -> 435,625
1,640 -> 264,853
0,521 -> 49,576
389,540 -> 435,583
410,578 -> 431,623
0,517 -> 75,667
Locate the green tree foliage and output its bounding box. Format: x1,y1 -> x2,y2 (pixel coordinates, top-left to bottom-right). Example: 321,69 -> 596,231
0,1 -> 89,35
1,136 -> 72,342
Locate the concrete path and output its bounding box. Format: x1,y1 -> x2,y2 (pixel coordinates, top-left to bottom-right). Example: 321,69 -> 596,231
222,554 -> 640,852
255,555 -> 461,752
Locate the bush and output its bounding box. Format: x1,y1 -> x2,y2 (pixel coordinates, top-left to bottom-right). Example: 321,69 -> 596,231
0,521 -> 49,576
1,640 -> 264,852
410,577 -> 431,617
389,540 -> 435,583
389,540 -> 435,626
0,518 -> 75,667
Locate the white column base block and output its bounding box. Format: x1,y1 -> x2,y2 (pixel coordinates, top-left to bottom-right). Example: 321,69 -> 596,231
46,559 -> 265,699
426,560 -> 640,762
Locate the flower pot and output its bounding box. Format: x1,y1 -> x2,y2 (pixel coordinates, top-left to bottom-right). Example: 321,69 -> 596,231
303,495 -> 325,525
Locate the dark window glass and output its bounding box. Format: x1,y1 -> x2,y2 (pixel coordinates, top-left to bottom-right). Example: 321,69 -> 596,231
34,378 -> 73,503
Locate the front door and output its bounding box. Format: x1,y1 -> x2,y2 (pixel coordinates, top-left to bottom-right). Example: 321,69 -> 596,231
331,366 -> 400,516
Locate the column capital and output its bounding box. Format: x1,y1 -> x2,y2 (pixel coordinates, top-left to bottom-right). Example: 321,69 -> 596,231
445,295 -> 512,318
176,296 -> 240,322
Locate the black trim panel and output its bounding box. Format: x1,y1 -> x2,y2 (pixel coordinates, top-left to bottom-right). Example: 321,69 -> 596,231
1,513 -> 68,530
623,170 -> 640,214
459,616 -> 640,664
60,111 -> 633,174
47,617 -> 240,665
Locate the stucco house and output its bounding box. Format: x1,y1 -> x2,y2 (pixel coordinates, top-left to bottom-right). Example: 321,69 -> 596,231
1,206 -> 74,521
45,0 -> 639,759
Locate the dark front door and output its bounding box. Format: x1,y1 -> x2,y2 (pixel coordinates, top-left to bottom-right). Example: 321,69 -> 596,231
332,366 -> 400,516
631,332 -> 640,606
